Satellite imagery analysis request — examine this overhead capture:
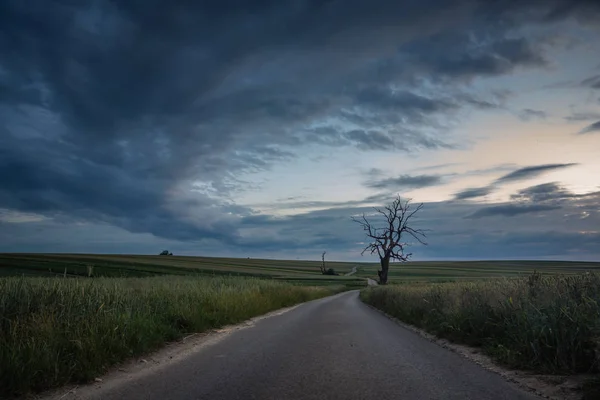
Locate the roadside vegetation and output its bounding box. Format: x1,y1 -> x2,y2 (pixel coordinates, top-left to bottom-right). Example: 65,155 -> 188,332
0,275 -> 339,397
4,253 -> 600,397
361,271 -> 600,375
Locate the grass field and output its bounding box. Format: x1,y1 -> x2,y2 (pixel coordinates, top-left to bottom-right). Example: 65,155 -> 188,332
3,254 -> 600,284
354,259 -> 600,281
0,275 -> 340,398
3,253 -> 600,397
0,253 -> 368,287
361,272 -> 600,380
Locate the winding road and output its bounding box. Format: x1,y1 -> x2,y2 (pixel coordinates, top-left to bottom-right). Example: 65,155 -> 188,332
344,265 -> 358,276
60,291 -> 539,400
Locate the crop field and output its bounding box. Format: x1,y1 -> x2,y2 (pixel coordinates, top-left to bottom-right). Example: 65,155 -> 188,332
354,260 -> 600,282
0,253 -> 368,287
2,254 -> 600,284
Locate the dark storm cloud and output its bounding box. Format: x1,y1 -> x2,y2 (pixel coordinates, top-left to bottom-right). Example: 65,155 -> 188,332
3,190 -> 600,260
343,129 -> 395,150
578,120 -> 600,134
1,0 -> 600,248
453,186 -> 493,200
452,164 -> 578,201
466,204 -> 562,219
419,231 -> 600,260
465,182 -> 597,219
510,182 -> 575,203
495,163 -> 578,183
365,174 -> 443,190
227,146 -> 296,172
518,109 -> 547,121
304,123 -> 455,151
398,36 -> 548,83
581,74 -> 600,89
353,87 -> 457,113
0,142 -> 241,241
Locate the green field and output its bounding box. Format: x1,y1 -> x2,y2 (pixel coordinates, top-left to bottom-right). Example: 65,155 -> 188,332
0,253 -> 368,287
354,260 -> 600,281
0,275 -> 338,397
3,254 -> 600,397
2,254 -> 600,284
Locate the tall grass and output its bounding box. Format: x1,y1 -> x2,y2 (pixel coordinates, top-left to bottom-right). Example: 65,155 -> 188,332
361,272 -> 600,374
0,276 -> 336,397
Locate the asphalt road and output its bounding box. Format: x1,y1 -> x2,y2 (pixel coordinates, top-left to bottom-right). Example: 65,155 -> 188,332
77,291 -> 539,400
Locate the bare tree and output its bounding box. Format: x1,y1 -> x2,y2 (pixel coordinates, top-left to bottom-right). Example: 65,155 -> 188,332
352,196 -> 427,284
320,251 -> 327,274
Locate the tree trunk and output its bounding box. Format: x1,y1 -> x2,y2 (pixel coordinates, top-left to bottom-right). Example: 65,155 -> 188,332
378,256 -> 390,285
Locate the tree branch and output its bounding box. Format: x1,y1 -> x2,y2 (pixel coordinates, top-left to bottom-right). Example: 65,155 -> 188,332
352,195 -> 428,263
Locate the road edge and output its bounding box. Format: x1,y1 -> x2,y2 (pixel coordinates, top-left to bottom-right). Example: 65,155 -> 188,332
359,298 -> 590,400
33,291 -> 349,400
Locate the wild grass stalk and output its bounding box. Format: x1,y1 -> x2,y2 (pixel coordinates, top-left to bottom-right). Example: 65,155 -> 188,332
361,272 -> 600,374
0,276 -> 335,397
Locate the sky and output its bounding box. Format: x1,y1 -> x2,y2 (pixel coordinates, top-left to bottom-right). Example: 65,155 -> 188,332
1,0 -> 599,261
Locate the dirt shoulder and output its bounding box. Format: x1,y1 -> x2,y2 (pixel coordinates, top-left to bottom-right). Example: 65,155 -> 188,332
362,303 -> 599,400
33,304 -> 303,400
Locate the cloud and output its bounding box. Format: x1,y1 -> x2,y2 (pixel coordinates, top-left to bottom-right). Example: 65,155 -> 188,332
0,161 -> 241,243
397,34 -> 549,83
565,112 -> 600,122
419,230 -> 600,261
462,164 -> 518,177
453,186 -> 494,200
578,120 -> 600,134
466,204 -> 562,219
241,191 -> 600,260
581,74 -> 600,89
465,182 -> 598,219
354,87 -> 457,113
411,163 -> 464,172
343,129 -> 395,150
495,163 -> 578,183
0,0 -> 599,254
365,174 -> 443,190
253,192 -> 408,213
510,182 -> 575,203
518,108 -> 547,121
452,165 -> 578,201
3,190 -> 600,260
370,165 -> 516,202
